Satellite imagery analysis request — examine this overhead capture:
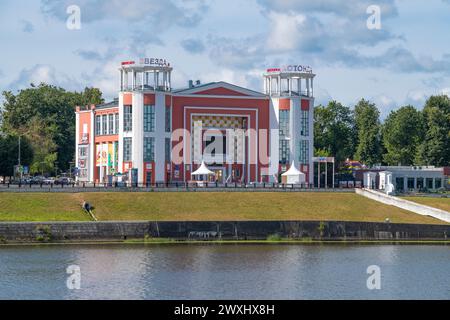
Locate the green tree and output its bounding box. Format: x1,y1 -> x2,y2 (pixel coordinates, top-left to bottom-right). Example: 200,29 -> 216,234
382,106 -> 425,166
1,84 -> 103,174
354,99 -> 382,166
314,101 -> 356,167
0,134 -> 33,178
416,95 -> 450,166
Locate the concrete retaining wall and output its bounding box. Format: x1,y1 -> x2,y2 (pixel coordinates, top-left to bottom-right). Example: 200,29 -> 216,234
0,220 -> 449,243
356,188 -> 450,223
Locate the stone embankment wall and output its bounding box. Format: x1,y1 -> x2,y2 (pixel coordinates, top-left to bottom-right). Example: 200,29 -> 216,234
0,220 -> 449,243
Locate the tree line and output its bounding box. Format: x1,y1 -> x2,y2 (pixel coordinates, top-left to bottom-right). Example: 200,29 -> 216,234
0,83 -> 103,178
315,96 -> 450,168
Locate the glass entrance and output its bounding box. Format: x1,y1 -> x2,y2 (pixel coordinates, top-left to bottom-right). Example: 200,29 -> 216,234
146,172 -> 152,185
210,168 -> 225,183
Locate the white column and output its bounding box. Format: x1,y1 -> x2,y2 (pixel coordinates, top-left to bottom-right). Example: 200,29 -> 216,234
309,98 -> 314,185
132,92 -> 144,184
168,71 -> 172,90
141,71 -> 145,90
75,112 -> 80,181
123,71 -> 126,90
89,110 -> 95,182
269,98 -> 280,179
156,72 -> 160,90
278,76 -> 281,95
269,77 -> 272,95
306,78 -> 310,97
118,93 -> 124,174
164,72 -> 168,91
317,162 -> 320,188
332,162 -> 335,188
311,78 -> 314,97
154,71 -> 157,92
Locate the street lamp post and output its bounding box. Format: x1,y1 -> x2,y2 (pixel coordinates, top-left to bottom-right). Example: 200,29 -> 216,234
69,161 -> 75,179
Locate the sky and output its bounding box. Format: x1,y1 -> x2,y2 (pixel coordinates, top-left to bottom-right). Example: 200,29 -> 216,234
1,0 -> 450,118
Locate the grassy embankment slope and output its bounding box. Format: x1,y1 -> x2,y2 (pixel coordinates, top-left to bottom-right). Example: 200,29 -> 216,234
0,192 -> 446,225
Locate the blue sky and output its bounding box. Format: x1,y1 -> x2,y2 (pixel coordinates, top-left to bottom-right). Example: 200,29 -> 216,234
1,0 -> 450,118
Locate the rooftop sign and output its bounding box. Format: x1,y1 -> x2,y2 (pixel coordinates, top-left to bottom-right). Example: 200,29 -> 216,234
121,58 -> 171,68
266,65 -> 313,74
139,58 -> 170,67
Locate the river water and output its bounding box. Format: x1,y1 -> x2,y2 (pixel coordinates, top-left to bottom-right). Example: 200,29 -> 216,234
0,244 -> 449,300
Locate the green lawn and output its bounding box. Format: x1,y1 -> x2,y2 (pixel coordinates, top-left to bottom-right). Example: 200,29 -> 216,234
0,192 -> 446,225
0,193 -> 91,222
404,197 -> 450,213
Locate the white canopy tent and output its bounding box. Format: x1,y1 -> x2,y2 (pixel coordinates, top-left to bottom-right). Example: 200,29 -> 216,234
191,161 -> 215,182
281,161 -> 306,184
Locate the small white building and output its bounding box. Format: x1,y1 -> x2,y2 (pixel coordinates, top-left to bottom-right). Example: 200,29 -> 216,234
373,166 -> 445,193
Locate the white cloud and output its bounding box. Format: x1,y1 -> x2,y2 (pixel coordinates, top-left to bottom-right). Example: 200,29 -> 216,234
266,11 -> 306,52
9,64 -> 82,91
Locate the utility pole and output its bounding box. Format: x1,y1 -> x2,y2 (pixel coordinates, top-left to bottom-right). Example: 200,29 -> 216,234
18,136 -> 23,180
18,136 -> 21,166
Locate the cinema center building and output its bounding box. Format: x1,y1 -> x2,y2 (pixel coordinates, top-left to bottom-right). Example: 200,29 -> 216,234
75,59 -> 315,185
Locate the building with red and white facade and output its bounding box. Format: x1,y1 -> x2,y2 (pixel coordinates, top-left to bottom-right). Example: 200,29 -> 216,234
75,58 -> 315,185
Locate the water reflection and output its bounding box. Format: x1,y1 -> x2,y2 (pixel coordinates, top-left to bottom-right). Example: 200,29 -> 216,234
0,244 -> 449,300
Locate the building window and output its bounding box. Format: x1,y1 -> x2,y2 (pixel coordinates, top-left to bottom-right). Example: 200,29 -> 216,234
279,140 -> 290,165
124,105 -> 132,132
115,114 -> 119,134
144,105 -> 155,132
165,107 -> 171,132
298,140 -> 309,165
279,110 -> 290,137
407,178 -> 415,190
123,137 -> 132,162
144,137 -> 155,162
108,114 -> 114,135
279,109 -> 290,165
95,116 -> 101,136
300,110 -> 309,136
435,178 -> 442,189
165,138 -> 171,162
79,146 -> 88,157
102,115 -> 108,135
417,178 -> 424,189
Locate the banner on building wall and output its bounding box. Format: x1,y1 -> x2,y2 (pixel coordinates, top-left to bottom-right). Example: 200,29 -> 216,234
96,144 -> 108,167
108,143 -> 114,167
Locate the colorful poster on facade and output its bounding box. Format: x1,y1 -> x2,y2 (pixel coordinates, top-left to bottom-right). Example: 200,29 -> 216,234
96,144 -> 108,167
108,143 -> 114,167
96,144 -> 102,167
